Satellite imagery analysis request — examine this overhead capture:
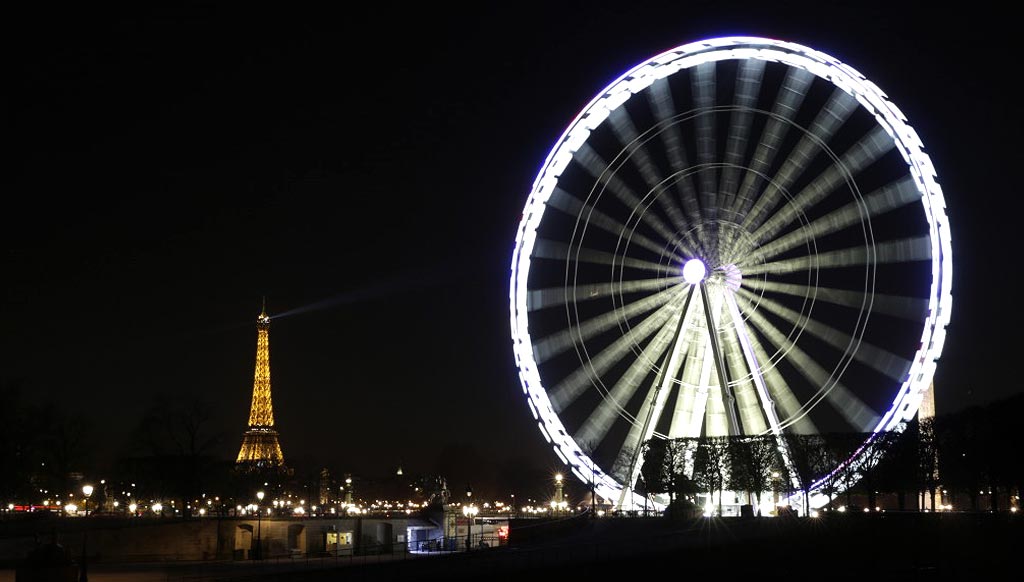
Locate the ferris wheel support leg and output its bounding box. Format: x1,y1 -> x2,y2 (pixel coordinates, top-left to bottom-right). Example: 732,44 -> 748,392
617,286 -> 697,511
700,281 -> 741,435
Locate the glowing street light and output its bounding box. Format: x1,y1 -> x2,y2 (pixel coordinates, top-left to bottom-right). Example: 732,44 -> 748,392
81,484 -> 94,582
462,504 -> 479,551
553,473 -> 565,515
82,485 -> 94,516
255,491 -> 265,560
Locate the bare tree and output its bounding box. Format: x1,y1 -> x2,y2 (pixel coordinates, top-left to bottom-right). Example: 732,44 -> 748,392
817,432 -> 864,510
727,434 -> 783,515
781,433 -> 832,516
692,436 -> 730,515
917,417 -> 940,510
132,397 -> 224,517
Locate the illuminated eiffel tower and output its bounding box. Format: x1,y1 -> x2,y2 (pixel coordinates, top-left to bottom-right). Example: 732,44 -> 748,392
236,299 -> 285,468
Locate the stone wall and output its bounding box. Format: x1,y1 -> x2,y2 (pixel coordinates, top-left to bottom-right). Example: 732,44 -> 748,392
1,516 -> 442,564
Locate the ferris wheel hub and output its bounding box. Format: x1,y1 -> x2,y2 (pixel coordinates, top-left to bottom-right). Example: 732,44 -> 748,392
682,259 -> 707,284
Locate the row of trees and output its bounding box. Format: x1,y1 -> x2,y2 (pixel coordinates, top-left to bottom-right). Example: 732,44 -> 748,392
0,380 -> 246,517
639,392 -> 1024,516
0,380 -> 515,517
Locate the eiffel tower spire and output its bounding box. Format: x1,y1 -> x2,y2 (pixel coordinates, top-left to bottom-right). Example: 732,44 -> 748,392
236,299 -> 285,468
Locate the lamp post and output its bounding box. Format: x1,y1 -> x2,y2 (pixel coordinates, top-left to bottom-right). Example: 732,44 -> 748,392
462,504 -> 478,551
80,484 -> 93,582
463,485 -> 473,551
771,472 -> 781,514
554,473 -> 564,516
255,491 -> 265,560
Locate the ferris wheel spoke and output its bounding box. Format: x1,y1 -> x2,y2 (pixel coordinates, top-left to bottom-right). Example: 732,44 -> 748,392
725,292 -> 781,435
732,295 -> 880,431
548,187 -> 689,260
574,291 -> 692,445
718,60 -> 766,221
741,235 -> 932,275
611,370 -> 674,486
533,238 -> 675,274
615,286 -> 709,506
647,78 -> 704,241
720,300 -> 769,435
742,278 -> 929,321
547,300 -> 678,413
574,312 -> 681,455
733,293 -> 818,434
663,295 -> 712,436
602,289 -> 697,486
726,290 -> 801,480
735,289 -> 913,382
607,108 -> 691,236
533,284 -> 685,364
748,177 -> 920,264
728,68 -> 815,222
527,276 -> 684,312
692,62 -> 718,224
685,323 -> 718,437
574,143 -> 680,244
699,282 -> 740,436
741,89 -> 859,235
750,125 -> 896,245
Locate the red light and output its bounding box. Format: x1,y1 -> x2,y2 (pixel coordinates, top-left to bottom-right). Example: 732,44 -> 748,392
497,526 -> 509,539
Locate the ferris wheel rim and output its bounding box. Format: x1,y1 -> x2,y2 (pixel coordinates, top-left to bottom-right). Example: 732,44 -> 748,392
509,36 -> 952,508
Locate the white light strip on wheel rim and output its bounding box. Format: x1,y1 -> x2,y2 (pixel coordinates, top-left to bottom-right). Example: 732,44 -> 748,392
510,36 -> 952,508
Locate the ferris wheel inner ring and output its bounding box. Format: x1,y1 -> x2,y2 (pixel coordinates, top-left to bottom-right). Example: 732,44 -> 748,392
509,36 -> 952,509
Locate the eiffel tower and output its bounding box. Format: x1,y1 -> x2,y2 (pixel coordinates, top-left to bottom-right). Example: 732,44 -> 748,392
236,299 -> 285,468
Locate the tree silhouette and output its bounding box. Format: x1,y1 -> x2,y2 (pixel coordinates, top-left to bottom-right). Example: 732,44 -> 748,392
727,434 -> 783,514
692,436 -> 729,515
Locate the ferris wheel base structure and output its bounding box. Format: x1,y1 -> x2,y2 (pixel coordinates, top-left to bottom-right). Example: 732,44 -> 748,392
509,36 -> 952,512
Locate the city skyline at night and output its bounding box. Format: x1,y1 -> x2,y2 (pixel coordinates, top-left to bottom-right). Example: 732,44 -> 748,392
4,2 -> 1021,500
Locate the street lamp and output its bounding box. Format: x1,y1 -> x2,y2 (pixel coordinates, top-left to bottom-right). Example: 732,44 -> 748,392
255,491 -> 265,560
82,485 -> 93,517
771,472 -> 781,513
80,484 -> 93,582
553,473 -> 564,515
462,504 -> 478,551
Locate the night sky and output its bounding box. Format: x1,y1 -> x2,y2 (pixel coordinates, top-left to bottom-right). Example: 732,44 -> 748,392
4,2 -> 1020,498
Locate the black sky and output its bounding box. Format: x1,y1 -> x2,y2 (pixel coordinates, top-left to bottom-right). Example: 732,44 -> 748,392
3,2 -> 1020,498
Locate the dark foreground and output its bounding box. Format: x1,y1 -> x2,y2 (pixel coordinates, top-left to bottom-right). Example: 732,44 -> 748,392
6,512 -> 1020,581
233,512 -> 1020,581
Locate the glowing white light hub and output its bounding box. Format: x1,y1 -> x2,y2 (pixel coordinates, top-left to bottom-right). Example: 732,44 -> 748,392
682,259 -> 707,284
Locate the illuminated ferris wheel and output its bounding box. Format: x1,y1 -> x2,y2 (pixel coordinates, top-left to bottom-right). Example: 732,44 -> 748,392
509,37 -> 952,510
